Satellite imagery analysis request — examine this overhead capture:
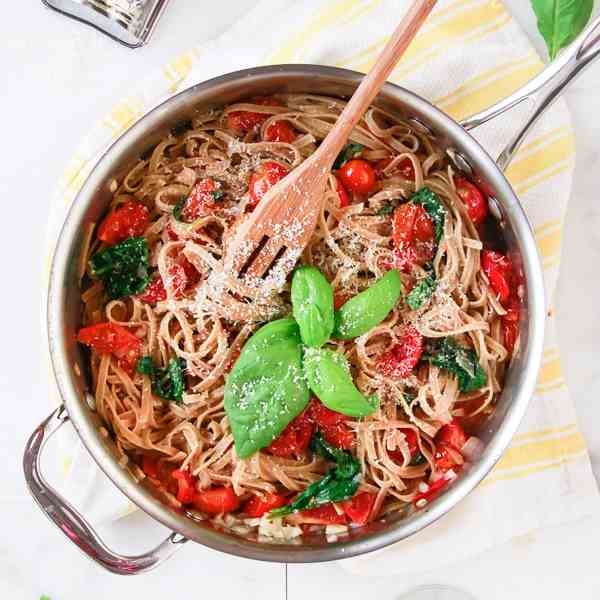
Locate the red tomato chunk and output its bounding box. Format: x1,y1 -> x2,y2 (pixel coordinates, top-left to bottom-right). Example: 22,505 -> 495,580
341,492 -> 377,525
267,409 -> 313,458
179,178 -> 220,222
481,249 -> 513,305
337,159 -> 376,194
243,493 -> 288,517
227,96 -> 282,132
248,161 -> 289,208
378,325 -> 424,379
264,120 -> 297,143
300,503 -> 347,525
191,487 -> 240,515
455,177 -> 488,225
308,398 -> 355,450
98,201 -> 150,246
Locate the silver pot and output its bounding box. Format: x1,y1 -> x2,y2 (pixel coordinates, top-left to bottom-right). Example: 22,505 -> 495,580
25,17 -> 600,574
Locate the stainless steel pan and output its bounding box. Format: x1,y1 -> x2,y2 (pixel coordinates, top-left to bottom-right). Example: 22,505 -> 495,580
25,16 -> 600,574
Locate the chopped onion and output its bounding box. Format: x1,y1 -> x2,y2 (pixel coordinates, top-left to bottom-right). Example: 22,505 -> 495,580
461,436 -> 485,462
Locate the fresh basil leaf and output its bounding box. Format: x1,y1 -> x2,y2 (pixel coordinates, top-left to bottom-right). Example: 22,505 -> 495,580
291,265 -> 335,348
428,337 -> 487,392
89,236 -> 151,300
333,143 -> 364,170
303,348 -> 378,417
224,318 -> 310,459
531,0 -> 593,59
411,186 -> 446,243
270,432 -> 361,517
333,269 -> 402,339
138,356 -> 186,404
407,274 -> 436,310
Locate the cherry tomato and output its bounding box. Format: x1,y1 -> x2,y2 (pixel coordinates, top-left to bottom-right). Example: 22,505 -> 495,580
335,176 -> 350,208
341,492 -> 377,525
299,503 -> 347,525
191,487 -> 240,515
179,178 -> 221,222
412,477 -> 449,506
388,429 -> 419,463
392,204 -> 436,273
456,177 -> 488,226
264,120 -> 297,143
77,322 -> 141,356
248,161 -> 289,208
227,96 -> 282,132
436,420 -> 467,451
337,159 -> 376,195
378,325 -> 424,379
267,409 -> 314,458
375,157 -> 415,181
481,249 -> 513,306
171,469 -> 196,504
501,296 -> 520,355
242,493 -> 288,517
308,398 -> 356,450
433,445 -> 460,472
141,455 -> 159,480
97,201 -> 150,246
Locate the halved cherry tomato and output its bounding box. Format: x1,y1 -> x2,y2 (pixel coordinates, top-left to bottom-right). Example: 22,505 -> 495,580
375,157 -> 415,181
264,120 -> 297,143
191,487 -> 240,515
308,398 -> 356,450
97,201 -> 150,246
456,177 -> 488,226
227,96 -> 282,132
433,445 -> 459,472
179,178 -> 221,222
248,161 -> 289,208
436,420 -> 467,451
141,455 -> 159,480
243,493 -> 288,517
171,469 -> 196,504
392,204 -> 436,272
335,176 -> 350,208
388,429 -> 419,462
481,249 -> 513,306
267,409 -> 314,458
412,477 -> 449,506
378,325 -> 424,379
337,159 -> 376,195
299,503 -> 347,525
138,264 -> 187,304
77,322 -> 141,356
501,296 -> 520,355
341,492 -> 377,525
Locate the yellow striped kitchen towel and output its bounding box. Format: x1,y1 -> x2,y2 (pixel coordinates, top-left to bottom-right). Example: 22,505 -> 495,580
46,0 -> 599,565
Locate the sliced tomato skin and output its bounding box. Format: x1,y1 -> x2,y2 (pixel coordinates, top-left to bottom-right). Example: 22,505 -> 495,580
308,398 -> 356,450
248,161 -> 289,208
171,469 -> 196,504
341,492 -> 377,525
264,120 -> 296,143
455,177 -> 488,225
191,487 -> 241,515
267,409 -> 314,458
378,325 -> 424,379
481,249 -> 513,306
227,96 -> 282,131
335,176 -> 350,208
375,157 -> 415,181
243,493 -> 288,517
337,159 -> 376,195
98,201 -> 150,246
77,322 -> 141,355
299,503 -> 347,525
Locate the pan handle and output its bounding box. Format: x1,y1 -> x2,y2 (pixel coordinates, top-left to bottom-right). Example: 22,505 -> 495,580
460,14 -> 600,171
23,405 -> 187,575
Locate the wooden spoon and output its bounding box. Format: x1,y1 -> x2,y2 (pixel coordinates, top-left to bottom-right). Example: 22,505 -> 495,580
216,0 -> 437,320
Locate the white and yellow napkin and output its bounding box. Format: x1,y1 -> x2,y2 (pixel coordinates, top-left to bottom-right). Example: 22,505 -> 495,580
46,0 -> 599,570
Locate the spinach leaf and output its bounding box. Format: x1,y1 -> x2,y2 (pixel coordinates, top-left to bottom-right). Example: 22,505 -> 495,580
411,187 -> 447,243
138,356 -> 186,404
303,348 -> 379,417
89,236 -> 151,299
531,0 -> 593,59
224,318 -> 310,459
270,432 -> 361,517
428,337 -> 487,392
407,274 -> 436,310
291,265 -> 335,348
333,143 -> 364,170
333,269 -> 402,339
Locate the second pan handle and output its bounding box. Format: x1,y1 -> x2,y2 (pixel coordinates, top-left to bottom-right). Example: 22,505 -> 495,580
460,14 -> 600,171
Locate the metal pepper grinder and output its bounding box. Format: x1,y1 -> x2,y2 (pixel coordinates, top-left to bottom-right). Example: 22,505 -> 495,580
41,0 -> 170,48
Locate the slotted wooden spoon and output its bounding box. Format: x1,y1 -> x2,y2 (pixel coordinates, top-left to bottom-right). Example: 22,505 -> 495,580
217,0 -> 437,320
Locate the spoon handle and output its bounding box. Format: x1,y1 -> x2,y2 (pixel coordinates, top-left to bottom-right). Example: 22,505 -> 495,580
320,0 -> 437,158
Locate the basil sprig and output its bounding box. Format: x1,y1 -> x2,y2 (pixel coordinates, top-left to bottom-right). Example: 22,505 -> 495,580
138,356 -> 186,404
333,143 -> 364,170
291,265 -> 334,348
333,269 -> 402,339
530,0 -> 593,59
224,318 -> 310,459
427,337 -> 487,392
407,274 -> 436,310
89,236 -> 151,300
304,348 -> 379,417
411,187 -> 446,243
270,432 -> 361,517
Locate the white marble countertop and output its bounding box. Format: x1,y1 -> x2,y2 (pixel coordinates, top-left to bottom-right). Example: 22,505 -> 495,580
2,1 -> 600,599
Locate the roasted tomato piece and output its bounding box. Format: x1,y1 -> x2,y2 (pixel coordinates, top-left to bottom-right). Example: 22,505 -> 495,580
264,120 -> 297,143
308,398 -> 355,450
97,201 -> 150,246
378,325 -> 424,379
248,161 -> 289,208
337,159 -> 376,194
179,178 -> 221,222
77,322 -> 141,355
455,177 -> 488,225
171,469 -> 196,504
267,409 -> 314,458
227,96 -> 282,131
341,492 -> 377,525
335,176 -> 350,208
436,420 -> 467,451
501,295 -> 520,355
392,203 -> 435,272
242,493 -> 288,517
141,455 -> 159,479
191,487 -> 240,515
388,429 -> 419,463
375,157 -> 415,181
299,503 -> 347,525
481,249 -> 513,306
